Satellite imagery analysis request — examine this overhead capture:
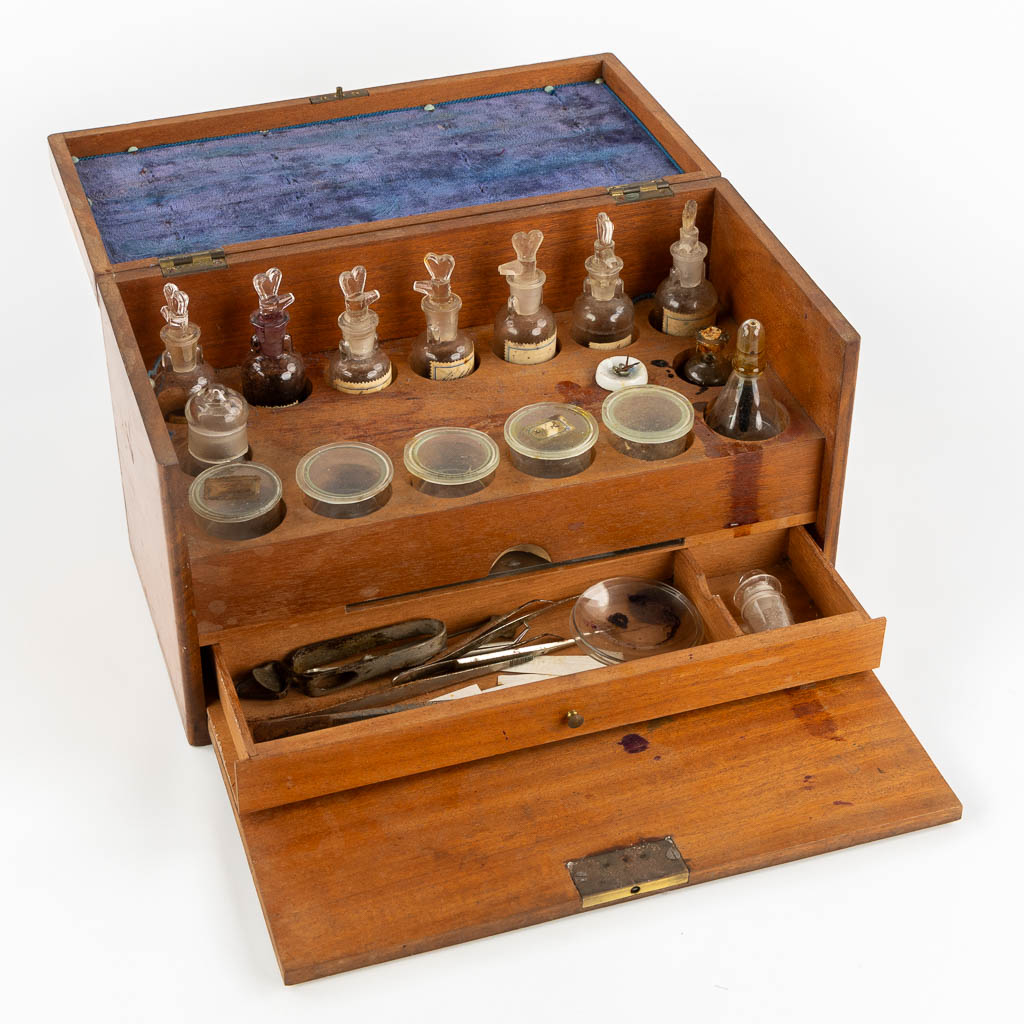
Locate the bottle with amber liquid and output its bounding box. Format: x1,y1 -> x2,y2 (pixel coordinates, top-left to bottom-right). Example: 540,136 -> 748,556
492,229 -> 558,365
326,266 -> 393,394
571,211 -> 634,349
242,267 -> 308,407
409,253 -> 475,380
705,319 -> 785,441
654,199 -> 717,339
152,282 -> 216,420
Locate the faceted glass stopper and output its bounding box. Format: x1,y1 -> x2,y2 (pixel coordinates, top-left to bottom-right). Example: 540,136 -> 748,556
677,199 -> 700,250
499,228 -> 544,282
188,383 -> 248,430
413,252 -> 456,304
339,265 -> 381,318
588,211 -> 623,275
252,267 -> 295,315
160,282 -> 190,329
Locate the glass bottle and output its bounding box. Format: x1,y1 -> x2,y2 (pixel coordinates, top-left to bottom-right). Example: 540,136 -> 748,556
654,199 -> 717,338
152,282 -> 216,420
705,319 -> 785,441
409,253 -> 475,380
679,324 -> 731,386
492,229 -> 558,364
326,265 -> 393,394
242,267 -> 308,407
184,383 -> 250,475
571,211 -> 634,349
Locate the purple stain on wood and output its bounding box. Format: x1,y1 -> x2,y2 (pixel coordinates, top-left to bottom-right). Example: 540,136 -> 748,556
833,800 -> 853,806
618,733 -> 649,754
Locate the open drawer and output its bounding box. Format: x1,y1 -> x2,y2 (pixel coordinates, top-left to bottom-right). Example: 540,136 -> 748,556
206,524 -> 957,982
212,524 -> 885,812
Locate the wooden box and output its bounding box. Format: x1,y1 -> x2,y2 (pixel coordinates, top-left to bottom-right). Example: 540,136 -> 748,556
51,54 -> 960,984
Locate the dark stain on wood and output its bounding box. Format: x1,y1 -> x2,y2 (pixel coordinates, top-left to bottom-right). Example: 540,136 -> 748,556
790,695 -> 843,742
618,733 -> 650,754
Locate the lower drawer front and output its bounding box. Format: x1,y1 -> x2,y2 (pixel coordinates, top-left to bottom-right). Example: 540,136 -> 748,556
215,526 -> 885,813
208,671 -> 961,985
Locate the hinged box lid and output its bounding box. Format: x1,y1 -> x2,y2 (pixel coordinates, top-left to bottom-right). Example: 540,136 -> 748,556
52,55 -> 718,279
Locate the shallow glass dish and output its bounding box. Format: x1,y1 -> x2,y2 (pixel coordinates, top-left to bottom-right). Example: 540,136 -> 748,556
571,576 -> 704,664
601,385 -> 694,461
189,462 -> 284,539
503,401 -> 599,478
296,442 -> 393,519
403,427 -> 500,498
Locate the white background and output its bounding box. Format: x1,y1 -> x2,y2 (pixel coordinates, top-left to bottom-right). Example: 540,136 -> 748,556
3,1 -> 1021,1019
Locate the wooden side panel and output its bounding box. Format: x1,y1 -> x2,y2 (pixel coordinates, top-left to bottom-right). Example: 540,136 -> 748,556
209,671 -> 961,984
97,276 -> 206,744
709,181 -> 859,560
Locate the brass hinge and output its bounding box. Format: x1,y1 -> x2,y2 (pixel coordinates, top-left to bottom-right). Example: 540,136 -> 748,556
567,837 -> 690,909
309,86 -> 370,104
607,178 -> 674,204
158,248 -> 228,278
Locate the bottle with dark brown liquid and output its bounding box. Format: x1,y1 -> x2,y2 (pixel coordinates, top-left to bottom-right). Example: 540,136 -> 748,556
242,267 -> 308,407
409,253 -> 475,380
705,319 -> 785,440
654,199 -> 717,339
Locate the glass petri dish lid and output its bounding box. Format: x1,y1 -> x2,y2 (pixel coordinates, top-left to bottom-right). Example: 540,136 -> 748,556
189,462 -> 284,538
601,385 -> 694,445
296,442 -> 393,516
571,576 -> 704,664
504,402 -> 599,462
403,427 -> 500,487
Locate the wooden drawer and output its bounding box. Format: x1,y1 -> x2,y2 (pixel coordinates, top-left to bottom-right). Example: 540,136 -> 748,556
212,524 -> 885,812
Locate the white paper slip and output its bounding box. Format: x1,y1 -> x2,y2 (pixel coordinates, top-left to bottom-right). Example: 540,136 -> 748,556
496,673 -> 549,688
500,656 -> 604,677
432,683 -> 484,701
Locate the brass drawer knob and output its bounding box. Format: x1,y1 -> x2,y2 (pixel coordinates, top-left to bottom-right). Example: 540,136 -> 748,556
565,710 -> 584,729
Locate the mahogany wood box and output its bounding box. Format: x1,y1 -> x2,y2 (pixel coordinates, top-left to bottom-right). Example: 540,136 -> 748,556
51,54 -> 960,984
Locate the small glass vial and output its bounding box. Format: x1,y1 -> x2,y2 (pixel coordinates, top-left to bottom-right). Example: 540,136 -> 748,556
733,570 -> 795,632
654,199 -> 717,338
409,253 -> 475,380
705,319 -> 787,441
242,267 -> 308,407
571,211 -> 634,349
153,283 -> 216,420
679,325 -> 731,387
326,265 -> 393,394
492,229 -> 558,365
184,383 -> 250,475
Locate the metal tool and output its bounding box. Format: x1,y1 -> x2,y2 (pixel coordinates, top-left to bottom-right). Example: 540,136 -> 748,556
236,617 -> 447,699
251,702 -> 435,742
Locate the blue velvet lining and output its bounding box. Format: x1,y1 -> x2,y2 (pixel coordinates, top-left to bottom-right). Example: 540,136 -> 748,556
76,82 -> 681,264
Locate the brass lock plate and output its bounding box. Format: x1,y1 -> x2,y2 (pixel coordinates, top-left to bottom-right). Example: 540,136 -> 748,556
566,837 -> 690,909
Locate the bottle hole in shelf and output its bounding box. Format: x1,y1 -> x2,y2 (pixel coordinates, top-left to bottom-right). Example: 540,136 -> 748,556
488,544 -> 553,576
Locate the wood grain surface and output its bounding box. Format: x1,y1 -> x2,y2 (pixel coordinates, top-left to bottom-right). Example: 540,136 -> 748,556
208,670 -> 961,983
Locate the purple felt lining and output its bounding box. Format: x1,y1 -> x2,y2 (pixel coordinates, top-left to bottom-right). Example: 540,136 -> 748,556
76,82 -> 680,264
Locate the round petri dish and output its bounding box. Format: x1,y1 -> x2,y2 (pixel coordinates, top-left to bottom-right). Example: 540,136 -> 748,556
601,385 -> 694,461
296,442 -> 393,519
503,401 -> 599,479
403,427 -> 500,498
189,462 -> 284,540
571,577 -> 704,664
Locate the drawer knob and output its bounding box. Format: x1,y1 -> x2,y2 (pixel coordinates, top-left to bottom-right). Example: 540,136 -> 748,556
565,710 -> 585,729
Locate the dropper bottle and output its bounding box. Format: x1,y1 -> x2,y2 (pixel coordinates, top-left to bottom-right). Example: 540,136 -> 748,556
492,229 -> 558,364
241,267 -> 308,407
152,282 -> 216,420
409,253 -> 475,380
654,199 -> 718,338
705,319 -> 785,440
326,265 -> 393,394
571,211 -> 635,349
